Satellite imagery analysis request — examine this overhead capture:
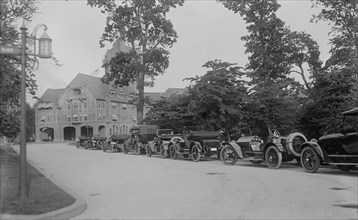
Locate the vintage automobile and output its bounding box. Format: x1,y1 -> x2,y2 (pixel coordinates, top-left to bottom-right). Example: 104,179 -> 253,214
146,129 -> 176,158
123,125 -> 158,155
299,107 -> 358,173
220,129 -> 307,169
76,136 -> 91,148
169,126 -> 222,162
102,134 -> 130,152
92,136 -> 106,150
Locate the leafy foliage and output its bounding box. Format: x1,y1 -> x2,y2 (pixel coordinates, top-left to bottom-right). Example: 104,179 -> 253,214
0,0 -> 38,138
185,60 -> 249,133
300,0 -> 358,137
88,0 -> 184,124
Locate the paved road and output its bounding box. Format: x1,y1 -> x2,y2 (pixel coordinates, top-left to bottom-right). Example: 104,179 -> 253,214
13,143 -> 358,219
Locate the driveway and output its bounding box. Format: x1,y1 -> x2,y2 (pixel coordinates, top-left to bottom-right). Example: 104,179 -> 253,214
13,143 -> 358,219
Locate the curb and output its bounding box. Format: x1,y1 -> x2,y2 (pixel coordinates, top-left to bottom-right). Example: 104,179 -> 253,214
0,145 -> 87,220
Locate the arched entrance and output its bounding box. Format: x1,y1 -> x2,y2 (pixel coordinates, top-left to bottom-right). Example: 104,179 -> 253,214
81,125 -> 93,137
98,125 -> 106,137
64,127 -> 76,141
39,127 -> 54,141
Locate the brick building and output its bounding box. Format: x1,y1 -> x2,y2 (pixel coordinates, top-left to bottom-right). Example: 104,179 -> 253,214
35,73 -> 141,142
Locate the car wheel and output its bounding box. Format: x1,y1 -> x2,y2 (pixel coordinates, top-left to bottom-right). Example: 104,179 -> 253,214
221,145 -> 238,165
170,145 -> 177,160
123,147 -> 128,154
134,143 -> 140,155
160,144 -> 167,159
146,145 -> 152,157
301,146 -> 320,173
191,145 -> 201,162
265,145 -> 283,169
337,165 -> 355,172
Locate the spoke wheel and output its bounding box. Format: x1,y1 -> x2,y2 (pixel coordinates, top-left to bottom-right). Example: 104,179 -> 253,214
301,147 -> 320,173
170,145 -> 177,160
134,143 -> 140,155
160,144 -> 167,159
221,145 -> 238,165
146,145 -> 152,157
265,146 -> 283,169
191,145 -> 201,162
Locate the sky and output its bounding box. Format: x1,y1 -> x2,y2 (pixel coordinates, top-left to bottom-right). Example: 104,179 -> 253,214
26,0 -> 332,106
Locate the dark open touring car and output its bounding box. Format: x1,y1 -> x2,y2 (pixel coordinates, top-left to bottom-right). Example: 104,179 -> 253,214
169,126 -> 222,162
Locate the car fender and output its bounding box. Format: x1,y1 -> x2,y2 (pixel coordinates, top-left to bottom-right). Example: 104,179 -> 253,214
228,141 -> 243,159
192,141 -> 202,152
301,141 -> 324,159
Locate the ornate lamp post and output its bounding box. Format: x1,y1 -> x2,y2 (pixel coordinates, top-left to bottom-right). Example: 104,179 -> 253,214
18,20 -> 52,200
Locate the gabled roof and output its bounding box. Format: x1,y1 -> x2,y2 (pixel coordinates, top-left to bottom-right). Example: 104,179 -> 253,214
38,88 -> 66,108
67,73 -> 136,102
145,88 -> 188,101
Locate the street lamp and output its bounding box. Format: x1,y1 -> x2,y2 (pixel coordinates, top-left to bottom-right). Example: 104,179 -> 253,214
18,19 -> 52,201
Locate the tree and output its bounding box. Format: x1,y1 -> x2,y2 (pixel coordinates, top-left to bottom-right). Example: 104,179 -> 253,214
144,93 -> 195,133
0,0 -> 38,138
185,60 -> 249,134
300,0 -> 358,136
87,0 -> 184,124
219,0 -> 310,135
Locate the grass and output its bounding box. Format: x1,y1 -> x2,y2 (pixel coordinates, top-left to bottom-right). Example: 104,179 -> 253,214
0,144 -> 76,215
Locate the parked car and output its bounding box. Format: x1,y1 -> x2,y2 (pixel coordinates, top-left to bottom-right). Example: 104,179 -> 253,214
102,134 -> 130,152
169,126 -> 222,162
299,107 -> 358,173
146,129 -> 176,158
220,129 -> 307,169
76,136 -> 91,149
123,125 -> 158,155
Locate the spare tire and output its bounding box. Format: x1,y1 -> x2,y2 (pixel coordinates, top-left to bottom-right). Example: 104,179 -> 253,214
286,132 -> 307,157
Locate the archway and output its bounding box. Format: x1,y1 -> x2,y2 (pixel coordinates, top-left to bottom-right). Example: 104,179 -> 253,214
39,127 -> 54,141
64,127 -> 76,141
98,125 -> 106,137
81,126 -> 93,137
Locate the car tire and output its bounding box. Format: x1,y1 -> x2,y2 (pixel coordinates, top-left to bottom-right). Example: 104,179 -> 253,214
265,145 -> 283,169
160,144 -> 167,159
146,145 -> 152,157
287,132 -> 307,157
337,165 -> 355,172
170,145 -> 177,160
301,146 -> 320,173
221,145 -> 238,165
191,144 -> 201,162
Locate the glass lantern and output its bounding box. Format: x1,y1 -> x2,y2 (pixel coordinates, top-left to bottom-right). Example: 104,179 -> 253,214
38,31 -> 52,59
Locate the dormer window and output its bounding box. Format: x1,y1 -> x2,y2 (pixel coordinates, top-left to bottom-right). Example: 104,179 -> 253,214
72,88 -> 81,95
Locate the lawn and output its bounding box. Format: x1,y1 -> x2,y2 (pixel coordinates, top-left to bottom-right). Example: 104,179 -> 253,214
0,144 -> 75,215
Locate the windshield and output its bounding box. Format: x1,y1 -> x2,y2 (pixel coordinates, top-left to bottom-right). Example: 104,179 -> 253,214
343,115 -> 358,132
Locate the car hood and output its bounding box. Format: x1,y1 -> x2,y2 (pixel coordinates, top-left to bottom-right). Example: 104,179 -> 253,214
319,133 -> 341,141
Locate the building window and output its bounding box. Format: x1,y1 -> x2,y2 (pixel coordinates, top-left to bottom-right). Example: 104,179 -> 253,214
79,115 -> 82,121
73,115 -> 78,122
112,102 -> 117,109
79,103 -> 82,109
84,114 -> 88,121
73,102 -> 78,109
67,103 -> 71,109
67,115 -> 71,122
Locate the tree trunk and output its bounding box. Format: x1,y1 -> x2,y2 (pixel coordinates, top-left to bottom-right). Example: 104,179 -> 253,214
137,71 -> 145,125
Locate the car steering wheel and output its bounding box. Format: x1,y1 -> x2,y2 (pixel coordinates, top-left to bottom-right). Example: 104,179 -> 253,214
271,129 -> 280,138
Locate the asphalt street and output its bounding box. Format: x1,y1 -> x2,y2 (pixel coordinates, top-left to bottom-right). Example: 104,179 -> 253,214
12,143 -> 358,219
